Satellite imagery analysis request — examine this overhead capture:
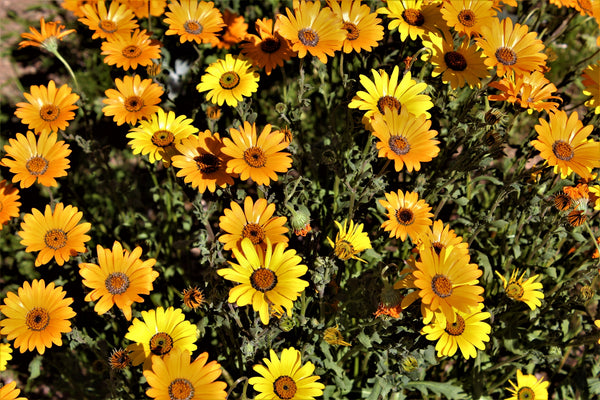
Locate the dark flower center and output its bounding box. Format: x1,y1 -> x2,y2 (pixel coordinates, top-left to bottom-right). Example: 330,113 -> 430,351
151,130 -> 175,147
444,315 -> 466,336
377,95 -> 401,114
395,208 -> 415,225
149,332 -> 174,355
25,307 -> 50,331
26,156 -> 49,175
124,96 -> 144,112
40,104 -> 60,121
242,223 -> 265,244
388,135 -> 411,155
184,20 -> 203,35
194,153 -> 221,173
260,37 -> 281,53
402,9 -> 425,26
552,140 -> 574,161
342,22 -> 360,40
495,46 -> 517,65
219,71 -> 240,89
444,51 -> 467,71
457,10 -> 476,27
100,20 -> 117,33
105,272 -> 130,295
273,375 -> 297,399
44,228 -> 67,250
122,45 -> 142,58
250,268 -> 278,292
243,147 -> 267,167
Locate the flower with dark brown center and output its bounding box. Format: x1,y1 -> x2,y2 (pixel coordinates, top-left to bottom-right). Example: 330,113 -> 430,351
402,9 -> 425,26
250,268 -> 278,292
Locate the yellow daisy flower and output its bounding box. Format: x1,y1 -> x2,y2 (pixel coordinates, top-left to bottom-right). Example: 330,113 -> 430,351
531,110 -> 600,180
328,0 -> 384,54
14,80 -> 79,135
0,381 -> 26,400
277,0 -> 346,63
101,29 -> 161,71
378,0 -> 449,42
249,347 -> 325,400
218,196 -> 289,252
18,17 -> 75,50
125,306 -> 198,369
78,0 -> 138,40
0,180 -> 21,230
196,54 -> 259,107
163,0 -> 225,44
144,348 -> 227,400
0,279 -> 76,354
378,190 -> 433,242
217,238 -> 309,325
102,75 -> 164,126
417,219 -> 469,257
326,219 -> 372,262
440,0 -> 497,37
505,370 -> 549,400
0,342 -> 13,371
582,61 -> 600,114
116,0 -> 167,19
488,71 -> 561,114
496,269 -> 544,310
240,17 -> 297,75
126,108 -> 199,166
221,121 -> 292,186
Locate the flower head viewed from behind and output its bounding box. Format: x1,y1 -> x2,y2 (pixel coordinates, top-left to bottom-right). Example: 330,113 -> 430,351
505,370 -> 549,400
19,17 -> 75,50
326,219 -> 372,262
496,269 -> 544,310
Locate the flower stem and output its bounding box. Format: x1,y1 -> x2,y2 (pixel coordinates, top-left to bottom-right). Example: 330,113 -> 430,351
50,48 -> 80,93
583,220 -> 600,262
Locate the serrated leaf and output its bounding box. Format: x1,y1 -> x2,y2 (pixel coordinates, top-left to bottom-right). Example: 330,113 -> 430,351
402,381 -> 467,399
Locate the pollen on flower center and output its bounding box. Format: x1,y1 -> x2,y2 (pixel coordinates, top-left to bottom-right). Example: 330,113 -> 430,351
184,20 -> 203,35
168,378 -> 195,400
273,375 -> 297,399
298,27 -> 319,47
100,20 -> 117,33
495,46 -> 517,66
105,272 -> 130,295
402,9 -> 425,26
151,130 -> 175,147
25,307 -> 50,331
219,71 -> 240,89
122,44 -> 142,58
506,282 -> 524,300
40,104 -> 60,121
552,140 -> 574,161
250,268 -> 278,292
44,228 -> 67,250
457,10 -> 476,27
395,208 -> 415,226
431,274 -> 453,298
444,315 -> 466,336
377,95 -> 401,114
242,222 -> 265,244
444,51 -> 468,71
243,147 -> 267,167
260,37 -> 281,53
342,22 -> 360,40
26,156 -> 49,175
388,135 -> 411,155
334,240 -> 355,260
194,153 -> 221,173
517,387 -> 535,400
149,332 -> 174,355
124,96 -> 144,112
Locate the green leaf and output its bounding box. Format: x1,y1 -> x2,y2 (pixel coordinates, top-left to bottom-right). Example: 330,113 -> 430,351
402,381 -> 467,399
28,355 -> 43,381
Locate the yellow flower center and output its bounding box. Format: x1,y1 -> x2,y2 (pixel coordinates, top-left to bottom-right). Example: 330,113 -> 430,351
168,378 -> 195,400
26,156 -> 49,175
444,315 -> 466,336
395,208 -> 415,226
100,20 -> 117,33
243,147 -> 267,167
342,22 -> 360,40
431,274 -> 453,298
151,130 -> 175,148
260,37 -> 281,53
388,135 -> 411,155
444,51 -> 467,71
149,332 -> 174,355
44,228 -> 67,250
25,307 -> 50,331
250,268 -> 278,292
105,272 -> 130,295
334,239 -> 355,260
402,9 -> 425,26
517,387 -> 535,400
40,104 -> 60,121
457,10 -> 476,27
184,20 -> 203,35
505,281 -> 524,300
377,95 -> 401,114
552,140 -> 574,161
124,95 -> 144,112
219,71 -> 240,89
273,376 -> 297,399
495,46 -> 517,66
122,44 -> 142,59
297,27 -> 319,47
242,222 -> 265,244
194,153 -> 221,173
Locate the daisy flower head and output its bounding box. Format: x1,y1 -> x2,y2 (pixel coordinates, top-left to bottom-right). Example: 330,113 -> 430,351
171,130 -> 235,193
79,241 -> 159,320
61,1 -> 99,18
0,279 -> 76,354
101,29 -> 161,71
277,0 -> 346,63
217,238 -> 309,325
221,121 -> 292,186
328,0 -> 384,54
488,71 -> 561,114
440,0 -> 497,37
126,108 -> 199,166
144,348 -> 227,400
378,0 -> 449,42
116,0 -> 167,19
18,17 -> 76,51
211,9 -> 248,49
496,269 -> 544,310
370,107 -> 440,172
421,303 -> 491,359
196,54 -> 259,107
102,74 -> 163,126
378,190 -> 433,242
78,1 -> 139,40
163,0 -> 225,44
18,202 -> 91,267
582,61 -> 600,114
326,219 -> 372,263
14,80 -> 79,135
531,110 -> 600,180
240,17 -> 297,76
218,196 -> 289,252
0,342 -> 13,371
417,219 -> 469,257
0,381 -> 26,400
249,347 -> 325,400
125,306 -> 198,369
476,17 -> 547,77
0,180 -> 21,230
505,370 -> 549,400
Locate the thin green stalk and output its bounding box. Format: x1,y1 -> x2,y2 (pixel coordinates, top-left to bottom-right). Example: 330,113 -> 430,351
50,48 -> 80,93
583,220 -> 600,263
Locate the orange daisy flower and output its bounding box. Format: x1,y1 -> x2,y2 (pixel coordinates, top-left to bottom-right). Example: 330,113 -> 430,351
0,180 -> 21,230
78,0 -> 139,40
240,17 -> 297,75
116,0 -> 167,19
101,29 -> 161,71
488,71 -> 561,114
163,0 -> 225,44
211,9 -> 248,49
378,190 -> 434,242
328,0 -> 384,54
19,17 -> 76,50
61,0 -> 100,18
440,0 -> 497,37
102,75 -> 164,126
